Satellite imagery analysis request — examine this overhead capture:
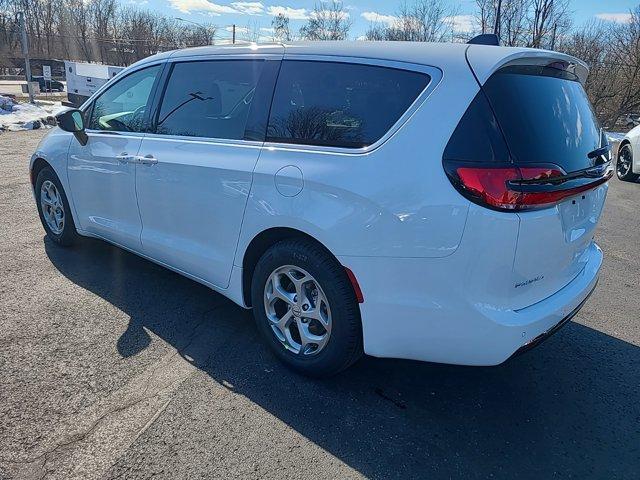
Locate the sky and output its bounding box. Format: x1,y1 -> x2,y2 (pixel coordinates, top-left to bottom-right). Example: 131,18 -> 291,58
130,0 -> 640,41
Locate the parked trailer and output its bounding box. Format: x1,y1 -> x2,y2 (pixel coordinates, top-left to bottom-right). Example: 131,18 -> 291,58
64,61 -> 124,107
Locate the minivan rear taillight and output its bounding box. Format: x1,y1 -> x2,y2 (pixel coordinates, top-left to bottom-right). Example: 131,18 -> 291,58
445,163 -> 613,211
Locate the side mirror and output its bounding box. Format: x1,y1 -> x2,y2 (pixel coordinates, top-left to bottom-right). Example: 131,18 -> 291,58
56,108 -> 88,146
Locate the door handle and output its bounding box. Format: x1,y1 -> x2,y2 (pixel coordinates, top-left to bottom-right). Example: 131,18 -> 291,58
137,154 -> 158,166
116,153 -> 135,164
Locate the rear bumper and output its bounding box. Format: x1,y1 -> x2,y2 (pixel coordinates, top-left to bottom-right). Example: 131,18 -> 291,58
508,277 -> 597,359
339,241 -> 602,366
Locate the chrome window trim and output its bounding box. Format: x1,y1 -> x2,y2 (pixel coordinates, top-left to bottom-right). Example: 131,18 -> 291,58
165,53 -> 283,64
82,130 -> 146,139
136,134 -> 264,150
264,54 -> 443,156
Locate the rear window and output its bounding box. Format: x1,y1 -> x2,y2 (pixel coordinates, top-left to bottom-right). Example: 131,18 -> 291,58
444,64 -> 604,173
485,65 -> 603,172
266,60 -> 430,148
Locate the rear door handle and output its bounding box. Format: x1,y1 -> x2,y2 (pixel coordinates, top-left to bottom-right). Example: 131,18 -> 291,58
137,154 -> 158,165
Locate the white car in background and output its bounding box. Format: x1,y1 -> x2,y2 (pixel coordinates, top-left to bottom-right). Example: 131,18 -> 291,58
30,41 -> 612,376
617,127 -> 640,182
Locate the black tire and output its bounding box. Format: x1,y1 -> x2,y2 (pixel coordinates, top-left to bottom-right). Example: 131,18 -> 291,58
251,238 -> 363,377
617,144 -> 639,182
35,166 -> 78,246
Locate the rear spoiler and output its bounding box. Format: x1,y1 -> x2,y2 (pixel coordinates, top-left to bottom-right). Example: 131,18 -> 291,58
466,46 -> 590,86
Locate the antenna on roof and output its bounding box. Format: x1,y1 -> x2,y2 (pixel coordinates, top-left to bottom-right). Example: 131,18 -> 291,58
467,34 -> 500,46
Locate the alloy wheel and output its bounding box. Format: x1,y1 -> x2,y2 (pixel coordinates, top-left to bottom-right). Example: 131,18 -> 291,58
618,146 -> 632,178
40,180 -> 65,235
263,265 -> 332,356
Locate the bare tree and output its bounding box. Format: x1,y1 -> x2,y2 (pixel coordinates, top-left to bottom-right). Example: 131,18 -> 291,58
557,9 -> 640,128
365,0 -> 457,42
474,0 -> 529,46
272,13 -> 291,41
529,0 -> 571,48
475,0 -> 495,34
244,19 -> 261,42
600,7 -> 640,126
474,0 -> 571,48
300,1 -> 352,41
68,0 -> 94,61
0,0 -> 223,68
90,0 -> 117,62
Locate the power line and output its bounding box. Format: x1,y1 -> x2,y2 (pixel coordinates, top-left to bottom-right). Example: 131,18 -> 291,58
4,27 -> 237,43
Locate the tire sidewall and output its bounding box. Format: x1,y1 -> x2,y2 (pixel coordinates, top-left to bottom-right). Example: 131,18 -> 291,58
251,240 -> 361,376
35,167 -> 76,246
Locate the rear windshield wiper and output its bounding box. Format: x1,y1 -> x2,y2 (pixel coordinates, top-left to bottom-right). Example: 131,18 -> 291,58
587,145 -> 611,162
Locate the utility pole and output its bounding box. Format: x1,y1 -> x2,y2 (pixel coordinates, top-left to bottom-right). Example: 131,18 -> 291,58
17,12 -> 35,104
493,0 -> 502,41
232,24 -> 236,44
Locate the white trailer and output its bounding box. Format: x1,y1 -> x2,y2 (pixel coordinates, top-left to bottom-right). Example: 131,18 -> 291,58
64,61 -> 124,106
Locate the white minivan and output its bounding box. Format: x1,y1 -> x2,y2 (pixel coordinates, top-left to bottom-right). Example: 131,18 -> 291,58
31,41 -> 612,376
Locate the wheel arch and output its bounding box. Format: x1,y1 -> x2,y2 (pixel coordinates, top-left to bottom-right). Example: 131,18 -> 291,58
240,227 -> 358,308
618,139 -> 636,174
30,154 -> 83,235
619,138 -> 631,152
30,157 -> 52,188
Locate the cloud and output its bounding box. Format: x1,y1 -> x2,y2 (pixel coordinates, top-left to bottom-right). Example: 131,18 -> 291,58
267,5 -> 309,20
443,14 -> 475,33
231,1 -> 264,15
168,0 -> 237,15
361,11 -> 398,26
595,12 -> 632,23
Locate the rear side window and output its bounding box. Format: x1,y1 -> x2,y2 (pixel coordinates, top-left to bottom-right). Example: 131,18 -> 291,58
155,60 -> 266,140
442,90 -> 510,163
267,60 -> 430,148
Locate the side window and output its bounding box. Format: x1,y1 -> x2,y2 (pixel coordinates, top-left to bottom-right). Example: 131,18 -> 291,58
155,60 -> 266,140
88,65 -> 160,133
267,61 -> 430,148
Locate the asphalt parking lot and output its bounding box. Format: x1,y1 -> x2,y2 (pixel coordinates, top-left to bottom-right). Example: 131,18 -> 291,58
1,129 -> 638,480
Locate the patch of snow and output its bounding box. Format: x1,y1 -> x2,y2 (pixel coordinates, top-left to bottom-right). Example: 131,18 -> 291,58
0,95 -> 63,132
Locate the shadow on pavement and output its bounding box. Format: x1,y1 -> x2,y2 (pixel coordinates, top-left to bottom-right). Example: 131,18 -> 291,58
45,236 -> 639,479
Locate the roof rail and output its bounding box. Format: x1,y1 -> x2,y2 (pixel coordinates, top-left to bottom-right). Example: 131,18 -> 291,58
467,34 -> 500,46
